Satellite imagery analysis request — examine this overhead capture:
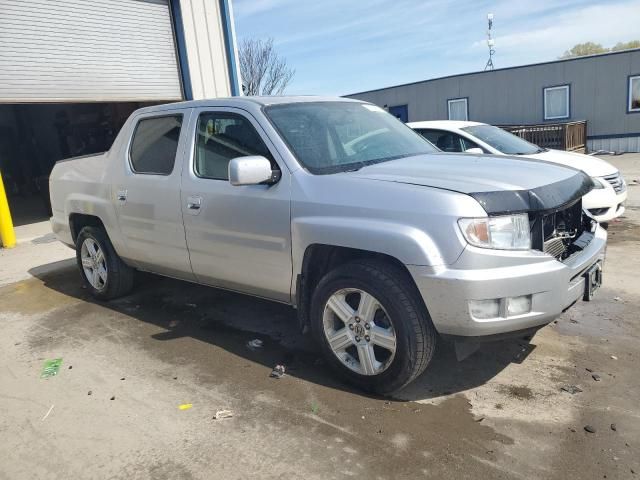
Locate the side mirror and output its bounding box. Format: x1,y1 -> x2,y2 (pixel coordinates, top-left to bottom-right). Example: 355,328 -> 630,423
464,147 -> 484,154
228,156 -> 278,186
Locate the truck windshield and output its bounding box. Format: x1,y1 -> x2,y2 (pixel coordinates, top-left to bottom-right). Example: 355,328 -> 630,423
264,102 -> 436,174
462,125 -> 544,155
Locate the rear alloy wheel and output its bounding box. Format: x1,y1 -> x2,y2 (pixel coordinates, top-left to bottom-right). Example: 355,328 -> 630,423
75,226 -> 134,300
311,259 -> 437,394
80,237 -> 108,292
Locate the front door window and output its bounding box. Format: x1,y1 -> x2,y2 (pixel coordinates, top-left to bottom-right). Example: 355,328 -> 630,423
194,112 -> 274,180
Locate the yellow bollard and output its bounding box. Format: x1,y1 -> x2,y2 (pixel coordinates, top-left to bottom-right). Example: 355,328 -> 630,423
0,170 -> 16,248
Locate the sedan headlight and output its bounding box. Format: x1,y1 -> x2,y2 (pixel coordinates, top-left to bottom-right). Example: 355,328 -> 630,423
458,214 -> 531,250
591,177 -> 606,189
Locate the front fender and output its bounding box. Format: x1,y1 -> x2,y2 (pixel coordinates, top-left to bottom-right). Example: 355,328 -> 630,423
291,215 -> 457,279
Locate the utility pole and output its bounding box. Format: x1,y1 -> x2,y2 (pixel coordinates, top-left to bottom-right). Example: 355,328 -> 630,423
485,13 -> 495,71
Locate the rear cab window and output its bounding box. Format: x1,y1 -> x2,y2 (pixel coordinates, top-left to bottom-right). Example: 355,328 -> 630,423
129,115 -> 183,175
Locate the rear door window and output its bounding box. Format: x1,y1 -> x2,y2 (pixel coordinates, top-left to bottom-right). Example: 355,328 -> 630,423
130,115 -> 183,175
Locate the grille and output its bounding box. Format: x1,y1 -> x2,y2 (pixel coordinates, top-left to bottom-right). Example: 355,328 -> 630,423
543,237 -> 567,258
603,172 -> 626,193
530,199 -> 594,261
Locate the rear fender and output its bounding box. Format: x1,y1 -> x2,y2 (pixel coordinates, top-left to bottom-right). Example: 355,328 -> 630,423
64,192 -> 129,258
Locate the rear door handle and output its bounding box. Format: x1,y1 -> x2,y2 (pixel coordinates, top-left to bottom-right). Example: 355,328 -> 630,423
186,196 -> 202,214
116,189 -> 127,202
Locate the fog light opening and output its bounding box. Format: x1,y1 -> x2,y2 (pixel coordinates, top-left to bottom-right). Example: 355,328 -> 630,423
507,295 -> 532,316
469,299 -> 500,319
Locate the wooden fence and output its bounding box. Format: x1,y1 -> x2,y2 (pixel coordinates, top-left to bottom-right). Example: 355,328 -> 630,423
499,121 -> 587,153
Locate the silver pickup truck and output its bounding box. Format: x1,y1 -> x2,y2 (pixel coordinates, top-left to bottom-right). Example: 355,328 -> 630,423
50,97 -> 606,393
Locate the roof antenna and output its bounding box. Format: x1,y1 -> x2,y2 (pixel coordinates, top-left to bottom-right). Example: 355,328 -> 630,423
485,13 -> 495,71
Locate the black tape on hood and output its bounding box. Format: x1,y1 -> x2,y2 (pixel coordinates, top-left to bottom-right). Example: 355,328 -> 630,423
469,171 -> 594,215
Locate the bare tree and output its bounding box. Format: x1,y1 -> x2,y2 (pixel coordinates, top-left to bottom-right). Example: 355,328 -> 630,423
239,38 -> 295,96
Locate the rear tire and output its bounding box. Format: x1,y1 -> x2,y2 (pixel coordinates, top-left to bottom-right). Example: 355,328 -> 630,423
76,226 -> 134,300
310,259 -> 437,394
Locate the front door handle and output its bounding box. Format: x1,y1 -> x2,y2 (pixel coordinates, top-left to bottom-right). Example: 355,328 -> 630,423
116,189 -> 127,202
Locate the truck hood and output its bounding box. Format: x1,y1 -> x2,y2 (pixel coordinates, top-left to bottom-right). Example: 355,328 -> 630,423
524,149 -> 618,177
349,153 -> 593,215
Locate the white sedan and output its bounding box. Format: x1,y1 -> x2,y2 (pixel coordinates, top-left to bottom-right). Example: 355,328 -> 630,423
409,120 -> 627,223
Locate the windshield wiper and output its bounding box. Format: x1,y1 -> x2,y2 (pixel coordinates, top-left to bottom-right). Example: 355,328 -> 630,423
511,148 -> 546,155
333,152 -> 431,174
340,162 -> 366,172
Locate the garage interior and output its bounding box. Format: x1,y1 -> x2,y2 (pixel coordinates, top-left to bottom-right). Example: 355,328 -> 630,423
0,0 -> 239,244
0,102 -> 166,226
0,0 -> 192,231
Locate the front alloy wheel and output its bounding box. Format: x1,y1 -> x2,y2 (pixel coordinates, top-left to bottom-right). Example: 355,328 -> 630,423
310,259 -> 437,394
323,288 -> 397,375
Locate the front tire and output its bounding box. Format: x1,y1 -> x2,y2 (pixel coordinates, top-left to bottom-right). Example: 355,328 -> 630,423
76,226 -> 134,300
310,259 -> 437,394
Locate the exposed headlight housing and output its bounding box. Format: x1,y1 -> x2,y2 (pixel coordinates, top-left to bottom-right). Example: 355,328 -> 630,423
458,213 -> 531,250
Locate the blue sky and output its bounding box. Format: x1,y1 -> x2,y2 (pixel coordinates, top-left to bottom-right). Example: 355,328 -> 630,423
232,0 -> 640,96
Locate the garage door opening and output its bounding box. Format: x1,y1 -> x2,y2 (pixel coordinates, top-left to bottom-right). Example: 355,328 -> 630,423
0,102 -> 167,227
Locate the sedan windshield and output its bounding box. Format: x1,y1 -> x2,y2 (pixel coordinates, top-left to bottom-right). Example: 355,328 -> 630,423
264,102 -> 437,173
462,125 -> 544,155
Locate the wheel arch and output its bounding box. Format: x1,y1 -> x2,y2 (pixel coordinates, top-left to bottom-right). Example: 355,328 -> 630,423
69,213 -> 106,243
292,217 -> 446,271
295,243 -> 426,333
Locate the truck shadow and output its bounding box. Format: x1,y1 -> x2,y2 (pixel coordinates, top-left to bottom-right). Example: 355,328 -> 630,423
30,260 -> 536,401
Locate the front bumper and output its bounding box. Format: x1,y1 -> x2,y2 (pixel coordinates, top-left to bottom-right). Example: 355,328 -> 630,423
583,186 -> 627,222
408,225 -> 607,337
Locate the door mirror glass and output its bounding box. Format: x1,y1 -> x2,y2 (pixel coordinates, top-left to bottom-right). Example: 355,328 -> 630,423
228,156 -> 276,186
464,147 -> 484,154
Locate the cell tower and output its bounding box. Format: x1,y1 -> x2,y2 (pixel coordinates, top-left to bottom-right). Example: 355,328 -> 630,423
485,13 -> 495,71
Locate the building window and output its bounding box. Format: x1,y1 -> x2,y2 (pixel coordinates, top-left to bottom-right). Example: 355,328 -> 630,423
447,98 -> 468,121
543,85 -> 570,120
629,75 -> 640,113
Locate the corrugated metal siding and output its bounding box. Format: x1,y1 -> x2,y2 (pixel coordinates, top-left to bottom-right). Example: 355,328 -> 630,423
348,50 -> 640,152
179,0 -> 232,99
588,137 -> 640,153
0,0 -> 183,102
